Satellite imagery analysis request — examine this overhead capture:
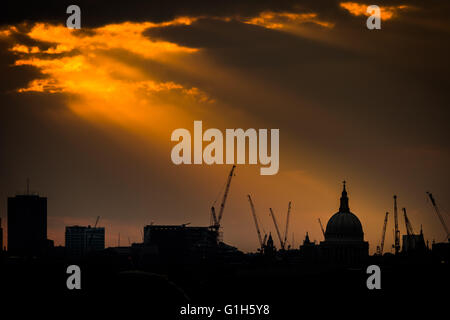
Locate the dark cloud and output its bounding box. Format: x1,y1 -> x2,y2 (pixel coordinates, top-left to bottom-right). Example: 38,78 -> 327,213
144,18 -> 350,55
2,1 -> 448,28
1,0 -> 303,27
0,40 -> 44,92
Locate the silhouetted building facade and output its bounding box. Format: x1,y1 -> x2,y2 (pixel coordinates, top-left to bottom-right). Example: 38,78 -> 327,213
0,217 -> 3,251
402,228 -> 426,254
8,194 -> 47,256
143,224 -> 218,262
320,183 -> 369,264
300,232 -> 319,261
432,241 -> 450,263
65,225 -> 105,256
261,233 -> 276,257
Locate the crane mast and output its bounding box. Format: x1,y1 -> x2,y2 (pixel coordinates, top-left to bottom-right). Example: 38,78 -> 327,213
88,216 -> 101,250
247,195 -> 264,249
378,212 -> 388,255
318,218 -> 325,239
210,165 -> 236,230
269,208 -> 284,250
393,195 -> 400,255
94,216 -> 100,228
427,192 -> 450,241
210,207 -> 218,226
403,208 -> 415,236
217,165 -> 236,225
283,202 -> 292,249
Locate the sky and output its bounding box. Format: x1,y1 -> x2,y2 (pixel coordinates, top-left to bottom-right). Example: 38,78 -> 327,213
0,1 -> 449,253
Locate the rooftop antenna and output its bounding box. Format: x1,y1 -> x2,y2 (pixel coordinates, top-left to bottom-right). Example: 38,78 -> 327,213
26,178 -> 30,195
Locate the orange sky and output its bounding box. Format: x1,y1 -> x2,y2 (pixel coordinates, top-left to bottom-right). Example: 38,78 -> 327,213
1,1 -> 449,254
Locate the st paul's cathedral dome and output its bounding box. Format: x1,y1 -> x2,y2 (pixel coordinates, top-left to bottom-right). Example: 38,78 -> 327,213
320,181 -> 368,264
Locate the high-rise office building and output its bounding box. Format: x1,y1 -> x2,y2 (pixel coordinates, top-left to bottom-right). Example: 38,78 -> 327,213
7,194 -> 47,256
65,225 -> 105,256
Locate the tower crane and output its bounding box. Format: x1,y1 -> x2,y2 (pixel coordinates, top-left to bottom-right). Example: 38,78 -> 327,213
376,212 -> 388,255
211,207 -> 218,228
283,202 -> 292,249
426,192 -> 450,241
88,216 -> 101,250
269,208 -> 284,250
393,195 -> 400,255
247,195 -> 264,250
210,165 -> 236,230
93,216 -> 100,228
318,218 -> 325,239
403,208 -> 415,236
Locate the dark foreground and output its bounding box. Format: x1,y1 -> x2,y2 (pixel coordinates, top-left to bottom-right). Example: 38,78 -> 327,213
1,253 -> 448,318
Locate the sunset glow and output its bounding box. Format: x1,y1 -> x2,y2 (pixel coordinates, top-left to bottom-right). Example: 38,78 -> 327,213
0,2 -> 448,254
244,11 -> 334,29
340,2 -> 410,20
3,20 -> 214,135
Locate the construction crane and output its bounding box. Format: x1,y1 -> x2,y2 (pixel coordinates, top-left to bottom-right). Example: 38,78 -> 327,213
211,207 -> 218,227
318,218 -> 325,239
392,229 -> 395,252
247,195 -> 264,249
427,192 -> 450,241
87,216 -> 101,250
283,201 -> 292,249
376,212 -> 389,255
210,165 -> 236,230
393,195 -> 400,255
94,216 -> 100,228
403,208 -> 415,236
269,208 -> 284,250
